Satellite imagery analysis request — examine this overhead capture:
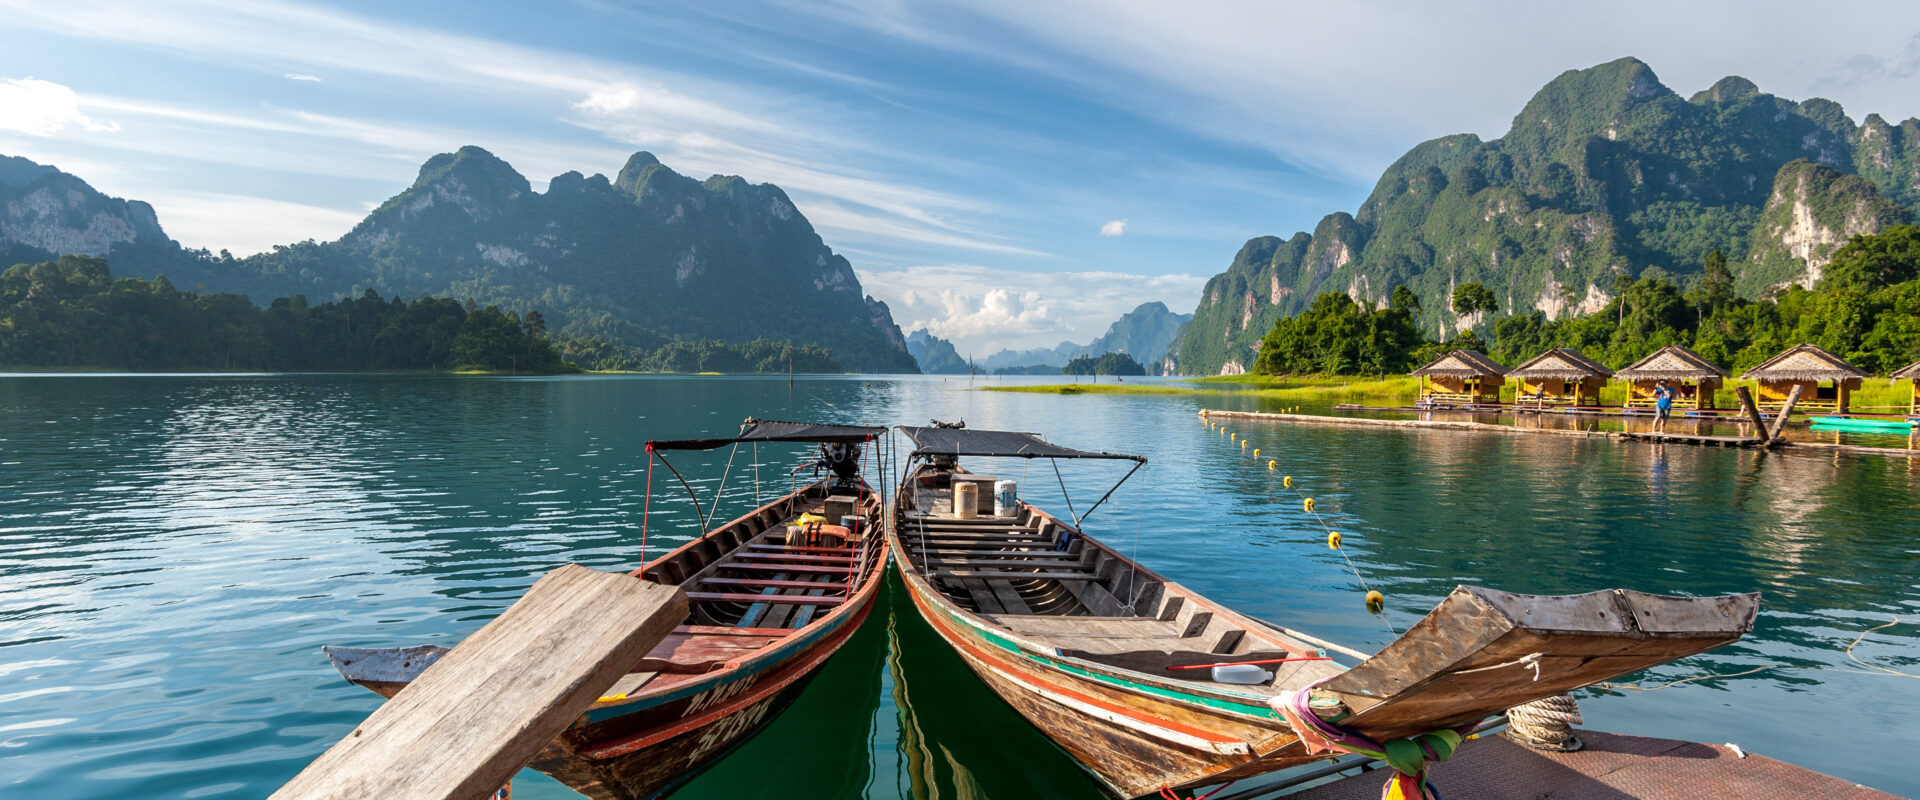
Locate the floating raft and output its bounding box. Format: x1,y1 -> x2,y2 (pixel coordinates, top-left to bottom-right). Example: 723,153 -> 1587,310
1270,730 -> 1896,800
1201,410 -> 1920,459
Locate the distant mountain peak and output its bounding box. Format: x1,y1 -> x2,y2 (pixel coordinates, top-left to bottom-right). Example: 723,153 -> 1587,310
1691,75 -> 1761,105
615,151 -> 678,196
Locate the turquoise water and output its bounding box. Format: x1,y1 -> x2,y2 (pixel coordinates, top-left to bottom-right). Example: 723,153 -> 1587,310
1,374 -> 1916,799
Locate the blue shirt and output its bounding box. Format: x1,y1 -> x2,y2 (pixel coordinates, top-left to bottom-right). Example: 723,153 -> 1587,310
1654,387 -> 1674,409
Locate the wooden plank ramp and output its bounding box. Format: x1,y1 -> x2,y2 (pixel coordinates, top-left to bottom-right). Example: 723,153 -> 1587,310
271,564 -> 688,800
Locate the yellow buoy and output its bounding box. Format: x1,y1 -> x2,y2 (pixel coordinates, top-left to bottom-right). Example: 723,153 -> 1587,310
1327,531 -> 1342,549
1303,497 -> 1315,513
1252,448 -> 1259,457
1283,475 -> 1293,488
1240,440 -> 1248,449
1365,590 -> 1385,614
1267,460 -> 1276,470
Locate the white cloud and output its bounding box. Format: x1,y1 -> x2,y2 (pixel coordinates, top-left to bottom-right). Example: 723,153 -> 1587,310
1099,219 -> 1126,237
283,73 -> 321,82
146,192 -> 363,256
858,264 -> 1207,354
0,77 -> 119,136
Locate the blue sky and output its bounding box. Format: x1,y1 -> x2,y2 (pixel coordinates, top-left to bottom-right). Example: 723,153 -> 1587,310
4,1 -> 1920,354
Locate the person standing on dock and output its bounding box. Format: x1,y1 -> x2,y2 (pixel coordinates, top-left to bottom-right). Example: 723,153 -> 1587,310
1653,380 -> 1674,432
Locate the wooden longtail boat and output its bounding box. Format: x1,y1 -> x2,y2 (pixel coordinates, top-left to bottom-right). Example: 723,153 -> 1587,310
887,425 -> 1761,799
325,419 -> 892,799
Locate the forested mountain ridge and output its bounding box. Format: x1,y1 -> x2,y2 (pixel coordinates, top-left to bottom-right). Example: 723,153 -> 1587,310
1,155 -> 171,268
0,148 -> 919,372
1172,57 -> 1920,375
979,301 -> 1190,371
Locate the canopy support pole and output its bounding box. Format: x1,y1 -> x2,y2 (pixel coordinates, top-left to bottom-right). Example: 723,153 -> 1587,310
704,443 -> 739,533
1074,458 -> 1144,527
1051,458 -> 1078,523
651,451 -> 710,532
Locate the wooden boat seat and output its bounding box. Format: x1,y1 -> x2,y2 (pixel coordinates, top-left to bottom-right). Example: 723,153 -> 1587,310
992,615 -> 1181,639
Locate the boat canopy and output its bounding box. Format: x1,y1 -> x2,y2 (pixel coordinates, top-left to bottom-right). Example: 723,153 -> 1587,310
650,418 -> 885,451
898,426 -> 1145,462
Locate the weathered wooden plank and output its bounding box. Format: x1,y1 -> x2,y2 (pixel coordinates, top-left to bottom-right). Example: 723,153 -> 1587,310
932,570 -> 1103,581
986,579 -> 1034,615
917,548 -> 1081,559
716,563 -> 854,575
273,565 -> 687,800
698,577 -> 851,591
1736,386 -> 1768,442
685,591 -> 845,606
925,557 -> 1091,568
732,552 -> 858,564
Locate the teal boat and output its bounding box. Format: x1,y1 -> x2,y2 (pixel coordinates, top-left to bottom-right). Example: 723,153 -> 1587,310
1809,416 -> 1916,432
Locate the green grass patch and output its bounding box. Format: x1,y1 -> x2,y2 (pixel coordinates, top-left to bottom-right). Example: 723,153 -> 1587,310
983,375 -> 1421,403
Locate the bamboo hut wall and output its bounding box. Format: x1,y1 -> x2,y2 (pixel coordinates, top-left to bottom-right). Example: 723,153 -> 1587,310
1626,378 -> 1719,410
1422,375 -> 1501,403
1754,377 -> 1859,413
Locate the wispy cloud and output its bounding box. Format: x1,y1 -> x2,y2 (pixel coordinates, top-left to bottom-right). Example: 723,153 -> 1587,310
0,77 -> 119,136
1100,219 -> 1126,237
283,73 -> 322,82
146,191 -> 364,256
858,264 -> 1206,353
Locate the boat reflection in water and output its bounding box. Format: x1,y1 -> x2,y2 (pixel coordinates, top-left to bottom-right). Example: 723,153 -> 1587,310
673,574 -> 1104,800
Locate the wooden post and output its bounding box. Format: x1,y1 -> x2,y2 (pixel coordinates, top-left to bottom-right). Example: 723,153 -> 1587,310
1765,385 -> 1804,444
1736,386 -> 1768,444
272,566 -> 688,800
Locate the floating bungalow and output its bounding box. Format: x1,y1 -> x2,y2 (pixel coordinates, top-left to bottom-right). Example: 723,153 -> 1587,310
1740,344 -> 1870,414
1508,348 -> 1613,407
1615,345 -> 1727,411
1890,359 -> 1920,416
1412,350 -> 1508,406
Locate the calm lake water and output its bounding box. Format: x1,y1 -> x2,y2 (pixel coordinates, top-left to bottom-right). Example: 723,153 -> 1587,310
2,373 -> 1916,799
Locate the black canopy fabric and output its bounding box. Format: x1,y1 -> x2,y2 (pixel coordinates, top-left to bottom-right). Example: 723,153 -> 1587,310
649,419 -> 885,451
898,426 -> 1144,462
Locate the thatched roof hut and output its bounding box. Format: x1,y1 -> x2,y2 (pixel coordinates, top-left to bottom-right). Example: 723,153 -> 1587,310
1616,345 -> 1727,410
1411,350 -> 1508,379
1509,348 -> 1613,381
1895,359 -> 1920,415
1741,344 -> 1868,383
1742,344 -> 1870,412
1614,345 -> 1728,382
1509,348 -> 1613,406
1412,350 -> 1507,405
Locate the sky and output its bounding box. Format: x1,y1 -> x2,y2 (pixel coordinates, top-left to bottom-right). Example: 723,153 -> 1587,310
5,1 -> 1920,355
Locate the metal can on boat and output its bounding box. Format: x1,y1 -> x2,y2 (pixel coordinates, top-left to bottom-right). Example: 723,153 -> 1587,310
953,481 -> 979,519
994,480 -> 1018,516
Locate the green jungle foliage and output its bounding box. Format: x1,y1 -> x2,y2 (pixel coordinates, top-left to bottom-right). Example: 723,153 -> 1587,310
0,256 -> 572,372
1254,290 -> 1426,376
1061,351 -> 1146,376
1249,226 -> 1920,378
993,364 -> 1060,375
555,336 -> 841,373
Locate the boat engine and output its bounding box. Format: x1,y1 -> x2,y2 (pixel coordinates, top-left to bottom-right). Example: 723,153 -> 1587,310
820,442 -> 862,488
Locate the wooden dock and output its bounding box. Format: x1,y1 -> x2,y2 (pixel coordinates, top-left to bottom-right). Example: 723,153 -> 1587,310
272,565 -> 688,800
1262,730 -> 1895,800
1200,408 -> 1919,459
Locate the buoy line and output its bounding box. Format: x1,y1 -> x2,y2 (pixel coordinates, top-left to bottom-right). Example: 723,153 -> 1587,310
1205,413 -> 1399,637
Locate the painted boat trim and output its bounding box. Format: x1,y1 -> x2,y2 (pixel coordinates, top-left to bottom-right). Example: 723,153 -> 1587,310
933,597 -> 1252,756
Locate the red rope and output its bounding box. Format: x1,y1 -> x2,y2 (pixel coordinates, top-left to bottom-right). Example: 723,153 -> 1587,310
640,442 -> 654,570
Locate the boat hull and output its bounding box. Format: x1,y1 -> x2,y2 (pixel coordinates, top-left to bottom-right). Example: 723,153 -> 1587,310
534,594 -> 877,799
898,567 -> 1300,798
